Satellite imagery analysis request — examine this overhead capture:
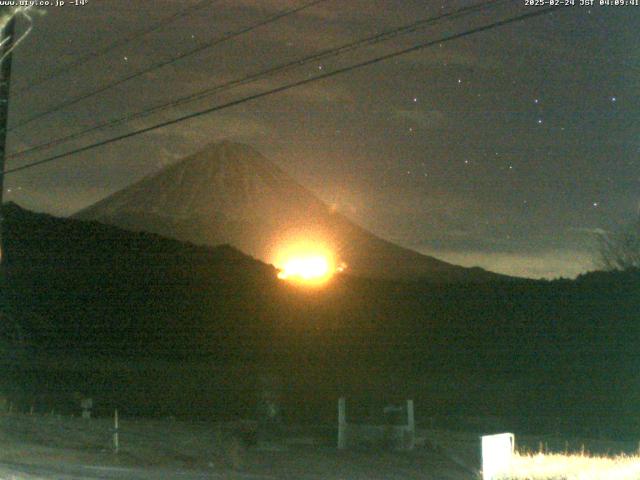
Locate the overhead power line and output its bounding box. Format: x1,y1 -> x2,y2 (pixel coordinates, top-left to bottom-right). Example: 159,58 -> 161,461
0,16 -> 17,212
8,0 -> 506,160
10,0 -> 328,131
16,0 -> 218,95
2,5 -> 561,178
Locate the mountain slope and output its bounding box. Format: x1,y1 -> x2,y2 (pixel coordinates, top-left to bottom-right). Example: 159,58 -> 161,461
2,203 -> 639,437
74,141 -> 504,282
1,201 -> 277,358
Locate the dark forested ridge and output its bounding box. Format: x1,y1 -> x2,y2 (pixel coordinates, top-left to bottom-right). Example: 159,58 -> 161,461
1,203 -> 639,437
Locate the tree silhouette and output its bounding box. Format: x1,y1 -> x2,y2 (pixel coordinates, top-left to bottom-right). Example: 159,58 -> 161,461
598,219 -> 640,271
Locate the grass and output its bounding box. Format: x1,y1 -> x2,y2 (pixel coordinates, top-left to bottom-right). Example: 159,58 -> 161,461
2,412 -> 638,479
0,413 -> 479,479
497,451 -> 640,480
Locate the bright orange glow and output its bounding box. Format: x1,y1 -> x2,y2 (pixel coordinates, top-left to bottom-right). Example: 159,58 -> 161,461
273,238 -> 344,286
277,256 -> 331,281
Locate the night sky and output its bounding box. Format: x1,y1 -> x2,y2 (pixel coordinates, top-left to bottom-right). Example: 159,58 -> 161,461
2,0 -> 638,279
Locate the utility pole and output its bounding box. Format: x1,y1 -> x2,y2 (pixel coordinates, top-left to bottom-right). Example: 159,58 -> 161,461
0,15 -> 15,263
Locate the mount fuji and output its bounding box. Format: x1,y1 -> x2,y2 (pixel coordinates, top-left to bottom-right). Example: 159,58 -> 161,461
74,141 -> 503,282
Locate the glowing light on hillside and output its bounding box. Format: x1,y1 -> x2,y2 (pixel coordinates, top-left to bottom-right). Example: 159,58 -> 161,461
277,256 -> 331,281
273,238 -> 344,286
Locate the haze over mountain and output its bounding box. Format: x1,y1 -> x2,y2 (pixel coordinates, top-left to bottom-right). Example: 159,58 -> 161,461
75,141 -> 503,282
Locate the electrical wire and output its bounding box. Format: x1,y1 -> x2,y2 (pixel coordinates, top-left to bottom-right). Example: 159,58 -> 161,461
10,0 -> 329,131
2,5 -> 562,177
7,0 -> 506,160
15,0 -> 219,94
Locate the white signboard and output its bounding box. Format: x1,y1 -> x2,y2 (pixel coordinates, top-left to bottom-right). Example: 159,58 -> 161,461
481,432 -> 514,480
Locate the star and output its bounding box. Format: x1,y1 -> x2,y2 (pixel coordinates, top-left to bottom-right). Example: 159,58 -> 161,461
610,96 -> 617,102
537,119 -> 543,125
534,98 -> 539,104
592,202 -> 599,207
412,97 -> 418,103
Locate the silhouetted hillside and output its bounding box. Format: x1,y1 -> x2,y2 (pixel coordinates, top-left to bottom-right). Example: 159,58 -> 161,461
2,203 -> 639,438
2,201 -> 277,358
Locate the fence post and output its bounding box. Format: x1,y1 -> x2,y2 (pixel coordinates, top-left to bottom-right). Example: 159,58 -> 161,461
113,409 -> 119,454
81,398 -> 93,419
406,399 -> 415,450
338,397 -> 346,450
